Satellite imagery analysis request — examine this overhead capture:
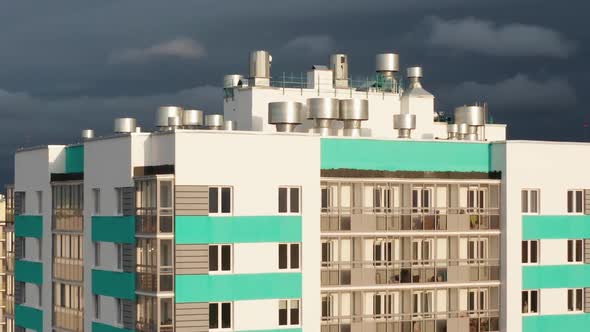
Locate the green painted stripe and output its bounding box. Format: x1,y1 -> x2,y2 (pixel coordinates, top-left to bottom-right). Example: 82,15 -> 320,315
523,264 -> 590,289
15,304 -> 43,331
321,138 -> 492,172
523,313 -> 590,332
92,216 -> 135,244
15,260 -> 43,285
175,216 -> 302,244
175,273 -> 302,303
523,215 -> 590,240
92,322 -> 134,332
65,145 -> 84,173
15,215 -> 43,238
92,269 -> 135,300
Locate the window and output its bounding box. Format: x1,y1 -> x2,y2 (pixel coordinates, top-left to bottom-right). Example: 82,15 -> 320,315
321,294 -> 333,321
412,291 -> 433,317
567,190 -> 583,214
36,190 -> 42,214
94,295 -> 101,319
209,187 -> 232,214
567,239 -> 583,263
412,188 -> 432,213
568,289 -> 583,312
374,239 -> 394,266
279,243 -> 300,270
321,241 -> 333,266
278,187 -> 301,214
116,298 -> 122,324
209,245 -> 232,272
467,238 -> 488,264
116,244 -> 123,270
372,293 -> 397,318
209,302 -> 232,330
467,188 -> 486,210
37,284 -> 42,306
115,188 -> 124,215
92,188 -> 100,215
321,185 -> 338,212
522,240 -> 539,264
279,299 -> 300,326
412,239 -> 433,265
522,290 -> 539,314
95,242 -> 100,266
521,190 -> 539,214
467,289 -> 488,313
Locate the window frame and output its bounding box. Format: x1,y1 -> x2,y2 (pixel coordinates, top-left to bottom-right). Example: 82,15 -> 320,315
521,189 -> 540,214
522,290 -> 539,315
115,187 -> 124,215
567,189 -> 584,214
278,299 -> 301,326
92,188 -> 101,215
209,302 -> 232,330
567,288 -> 584,312
209,244 -> 233,273
209,186 -> 233,215
278,243 -> 301,270
567,239 -> 584,263
278,186 -> 301,215
521,240 -> 540,265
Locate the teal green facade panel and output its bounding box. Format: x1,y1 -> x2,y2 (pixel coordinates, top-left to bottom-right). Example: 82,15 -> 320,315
15,260 -> 43,285
523,264 -> 590,289
15,304 -> 43,331
320,138 -> 492,172
175,216 -> 302,244
92,269 -> 135,300
522,215 -> 590,240
175,273 -> 302,303
15,215 -> 43,238
92,322 -> 134,332
523,313 -> 590,332
92,216 -> 135,244
65,145 -> 84,173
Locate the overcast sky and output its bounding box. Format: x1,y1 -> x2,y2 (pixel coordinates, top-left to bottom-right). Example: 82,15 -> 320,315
0,1 -> 587,188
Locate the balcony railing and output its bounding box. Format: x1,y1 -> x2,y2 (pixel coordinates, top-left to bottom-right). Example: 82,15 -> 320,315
53,210 -> 83,232
53,306 -> 84,332
53,258 -> 84,282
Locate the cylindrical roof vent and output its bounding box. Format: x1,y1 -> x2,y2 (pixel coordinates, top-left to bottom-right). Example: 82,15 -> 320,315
81,129 -> 94,140
249,50 -> 271,78
168,116 -> 181,129
376,53 -> 400,77
224,74 -> 244,88
407,66 -> 423,89
454,105 -> 485,126
457,123 -> 469,140
182,109 -> 204,128
114,118 -> 137,133
339,99 -> 369,137
156,106 -> 183,130
330,54 -> 349,88
205,114 -> 224,130
393,114 -> 416,139
307,98 -> 340,136
268,101 -> 303,132
224,120 -> 236,131
447,124 -> 459,140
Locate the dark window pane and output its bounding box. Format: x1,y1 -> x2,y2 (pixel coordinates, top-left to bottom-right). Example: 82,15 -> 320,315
221,303 -> 231,328
530,291 -> 538,313
279,244 -> 288,269
522,292 -> 528,313
577,191 -> 583,213
530,241 -> 538,263
423,190 -> 430,208
209,246 -> 218,271
576,240 -> 583,262
221,245 -> 231,271
374,295 -> 381,314
279,305 -> 288,325
568,289 -> 573,311
291,306 -> 300,325
321,243 -> 329,263
576,289 -> 583,310
522,241 -> 528,263
221,188 -> 231,213
209,188 -> 218,213
209,303 -> 218,328
412,190 -> 418,208
290,188 -> 300,213
531,191 -> 538,213
568,191 -> 573,213
290,244 -> 300,269
321,189 -> 328,210
568,241 -> 573,262
321,298 -> 328,318
279,188 -> 288,213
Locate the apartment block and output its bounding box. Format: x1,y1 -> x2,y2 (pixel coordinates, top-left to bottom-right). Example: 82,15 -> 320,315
3,50 -> 590,332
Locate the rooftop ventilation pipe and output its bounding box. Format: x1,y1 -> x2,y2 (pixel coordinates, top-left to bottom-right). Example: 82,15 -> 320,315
376,53 -> 399,91
81,129 -> 94,140
454,105 -> 486,141
307,97 -> 339,136
339,99 -> 369,137
268,101 -> 303,132
205,114 -> 224,130
182,110 -> 204,129
249,50 -> 271,87
393,114 -> 416,138
330,54 -> 349,88
447,124 -> 459,140
407,67 -> 423,89
224,120 -> 236,131
156,106 -> 183,131
224,74 -> 244,88
114,118 -> 137,133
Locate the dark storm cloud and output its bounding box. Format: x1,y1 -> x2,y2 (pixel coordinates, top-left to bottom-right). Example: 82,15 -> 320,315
0,0 -> 587,188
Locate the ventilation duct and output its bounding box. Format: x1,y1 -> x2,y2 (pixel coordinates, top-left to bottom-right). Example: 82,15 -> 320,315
339,99 -> 369,137
307,97 -> 339,136
407,67 -> 423,89
268,101 -> 303,132
393,114 -> 416,138
156,106 -> 183,131
224,120 -> 236,131
249,50 -> 271,87
205,114 -> 224,130
114,118 -> 137,133
81,129 -> 94,140
447,124 -> 459,140
330,54 -> 349,88
182,110 -> 204,129
224,74 -> 244,88
454,105 -> 486,141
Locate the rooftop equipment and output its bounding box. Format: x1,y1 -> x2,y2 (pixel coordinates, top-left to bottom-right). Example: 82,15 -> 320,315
168,116 -> 181,130
182,109 -> 204,129
376,53 -> 400,91
330,54 -> 349,88
268,101 -> 303,132
307,97 -> 340,136
114,118 -> 137,133
224,120 -> 236,131
393,113 -> 416,138
447,124 -> 459,140
156,106 -> 183,130
457,123 -> 469,140
407,67 -> 423,89
454,105 -> 486,141
81,129 -> 94,140
205,114 -> 224,130
339,99 -> 369,137
224,74 -> 244,88
249,50 -> 272,86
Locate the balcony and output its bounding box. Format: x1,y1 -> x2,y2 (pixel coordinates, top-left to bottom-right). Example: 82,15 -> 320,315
53,306 -> 83,332
53,211 -> 83,232
53,258 -> 83,282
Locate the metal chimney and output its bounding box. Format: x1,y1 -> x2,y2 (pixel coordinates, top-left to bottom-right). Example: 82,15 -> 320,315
457,123 -> 469,140
224,74 -> 244,88
168,116 -> 181,130
339,99 -> 369,137
330,54 -> 349,88
182,109 -> 204,129
249,50 -> 271,87
81,129 -> 94,140
454,105 -> 485,140
224,120 -> 236,131
114,118 -> 137,133
205,114 -> 224,130
407,67 -> 423,89
307,98 -> 340,136
447,124 -> 459,140
393,114 -> 416,138
268,101 -> 303,132
156,106 -> 183,131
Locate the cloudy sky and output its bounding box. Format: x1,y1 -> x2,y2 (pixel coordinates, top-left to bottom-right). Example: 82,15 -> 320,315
0,0 -> 586,188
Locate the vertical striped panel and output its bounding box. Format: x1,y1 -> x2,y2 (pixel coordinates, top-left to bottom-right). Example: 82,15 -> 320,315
175,186 -> 209,216
175,302 -> 209,332
175,244 -> 209,275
